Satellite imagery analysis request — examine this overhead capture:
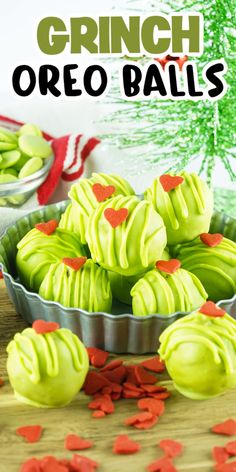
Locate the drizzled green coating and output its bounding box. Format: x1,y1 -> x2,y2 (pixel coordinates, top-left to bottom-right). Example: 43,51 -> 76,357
6,327 -> 89,407
145,171 -> 213,245
86,195 -> 167,276
16,228 -> 86,292
68,173 -> 135,244
59,203 -> 79,233
173,236 -> 236,302
109,248 -> 170,305
131,267 -> 207,316
159,310 -> 236,399
39,259 -> 112,312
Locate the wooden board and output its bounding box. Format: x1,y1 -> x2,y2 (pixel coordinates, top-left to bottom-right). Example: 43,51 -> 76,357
0,279 -> 236,472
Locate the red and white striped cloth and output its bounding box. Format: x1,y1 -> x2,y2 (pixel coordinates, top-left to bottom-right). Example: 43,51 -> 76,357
0,115 -> 101,206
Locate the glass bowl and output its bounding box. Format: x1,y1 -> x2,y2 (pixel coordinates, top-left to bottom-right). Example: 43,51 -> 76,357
0,155 -> 54,207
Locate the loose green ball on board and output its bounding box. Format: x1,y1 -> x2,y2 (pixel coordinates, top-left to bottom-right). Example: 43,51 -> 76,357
6,324 -> 89,408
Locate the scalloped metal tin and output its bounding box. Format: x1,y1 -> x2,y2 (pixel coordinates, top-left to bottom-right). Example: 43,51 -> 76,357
0,201 -> 235,353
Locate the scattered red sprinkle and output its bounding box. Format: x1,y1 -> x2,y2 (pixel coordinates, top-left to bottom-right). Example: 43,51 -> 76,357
138,398 -> 165,417
102,365 -> 127,384
62,257 -> 87,271
41,456 -> 68,472
147,456 -> 178,472
83,371 -> 111,395
199,301 -> 225,318
159,439 -> 184,458
88,394 -> 115,414
16,425 -> 43,443
226,441 -> 236,456
35,219 -> 58,235
20,458 -> 41,472
214,463 -> 236,472
100,359 -> 123,372
0,378 -> 4,387
148,391 -> 171,400
92,410 -> 106,419
92,183 -> 116,202
155,55 -> 188,71
71,453 -> 99,471
159,174 -> 184,192
134,365 -> 157,385
125,411 -> 158,429
104,208 -> 129,228
212,446 -> 229,464
140,356 -> 165,373
200,233 -> 223,248
87,347 -> 109,368
141,384 -> 167,394
32,319 -> 60,334
65,434 -> 93,451
113,435 -> 141,455
212,420 -> 236,436
134,415 -> 158,430
156,259 -> 181,274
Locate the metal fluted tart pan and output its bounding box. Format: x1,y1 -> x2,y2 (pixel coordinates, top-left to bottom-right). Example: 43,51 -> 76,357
0,201 -> 235,353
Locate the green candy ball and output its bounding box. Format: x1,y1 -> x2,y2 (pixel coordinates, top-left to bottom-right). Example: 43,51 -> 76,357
145,171 -> 213,245
173,236 -> 236,302
131,267 -> 207,316
159,310 -> 236,399
16,227 -> 86,292
39,259 -> 112,312
67,173 -> 135,244
86,195 -> 167,276
7,327 -> 89,408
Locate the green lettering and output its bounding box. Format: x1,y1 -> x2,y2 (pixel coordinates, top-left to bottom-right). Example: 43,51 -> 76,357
142,16 -> 170,54
111,16 -> 140,54
70,17 -> 98,53
172,16 -> 200,53
37,17 -> 69,55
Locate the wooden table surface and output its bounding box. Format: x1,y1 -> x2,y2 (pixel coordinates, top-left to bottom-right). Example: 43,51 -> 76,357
0,280 -> 236,472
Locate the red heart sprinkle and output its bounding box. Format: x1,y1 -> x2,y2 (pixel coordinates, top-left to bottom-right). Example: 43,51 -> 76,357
100,359 -> 123,372
92,183 -> 116,202
65,434 -> 93,451
160,174 -> 184,192
62,257 -> 87,271
0,271 -> 3,279
32,319 -> 60,334
155,55 -> 188,71
138,398 -> 165,417
16,425 -> 43,443
226,441 -> 236,456
212,446 -> 229,464
71,453 -> 99,471
134,415 -> 158,430
20,458 -> 42,472
102,365 -> 127,385
212,419 -> 236,436
147,456 -> 177,472
214,463 -> 236,472
200,233 -> 223,247
156,259 -> 181,274
199,301 -> 225,318
140,356 -> 165,373
41,457 -> 68,472
86,347 -> 109,368
159,439 -> 184,458
83,371 -> 111,396
92,410 -> 106,419
0,378 -> 4,387
88,393 -> 114,414
104,208 -> 128,228
113,435 -> 141,454
134,365 -> 157,385
35,219 -> 58,235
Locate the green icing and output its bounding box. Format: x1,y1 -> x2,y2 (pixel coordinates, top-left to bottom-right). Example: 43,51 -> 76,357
67,172 -> 135,244
109,248 -> 170,305
6,327 -> 89,408
16,227 -> 86,292
39,259 -> 112,312
159,311 -> 236,399
145,171 -> 213,245
173,236 -> 236,302
86,195 -> 167,276
131,267 -> 207,316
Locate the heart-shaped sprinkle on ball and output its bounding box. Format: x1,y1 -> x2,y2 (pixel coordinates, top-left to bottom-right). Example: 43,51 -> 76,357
160,174 -> 184,192
156,259 -> 181,274
200,233 -> 223,247
104,208 -> 129,228
16,425 -> 43,443
62,257 -> 87,271
199,301 -> 225,318
92,183 -> 116,202
32,320 -> 60,334
35,219 -> 58,235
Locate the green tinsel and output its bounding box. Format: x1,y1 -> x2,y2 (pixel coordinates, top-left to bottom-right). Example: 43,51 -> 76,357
101,0 -> 236,216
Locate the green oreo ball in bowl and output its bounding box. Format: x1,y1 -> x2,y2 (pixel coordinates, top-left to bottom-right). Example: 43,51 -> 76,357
0,124 -> 53,207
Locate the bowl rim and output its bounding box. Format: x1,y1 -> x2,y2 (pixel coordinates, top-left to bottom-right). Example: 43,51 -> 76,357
0,202 -> 235,320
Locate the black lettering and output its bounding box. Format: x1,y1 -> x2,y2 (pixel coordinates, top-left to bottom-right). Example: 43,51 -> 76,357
143,64 -> 167,97
122,64 -> 142,97
64,65 -> 82,96
205,62 -> 224,98
12,65 -> 36,96
168,64 -> 185,97
83,65 -> 107,97
39,65 -> 61,97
